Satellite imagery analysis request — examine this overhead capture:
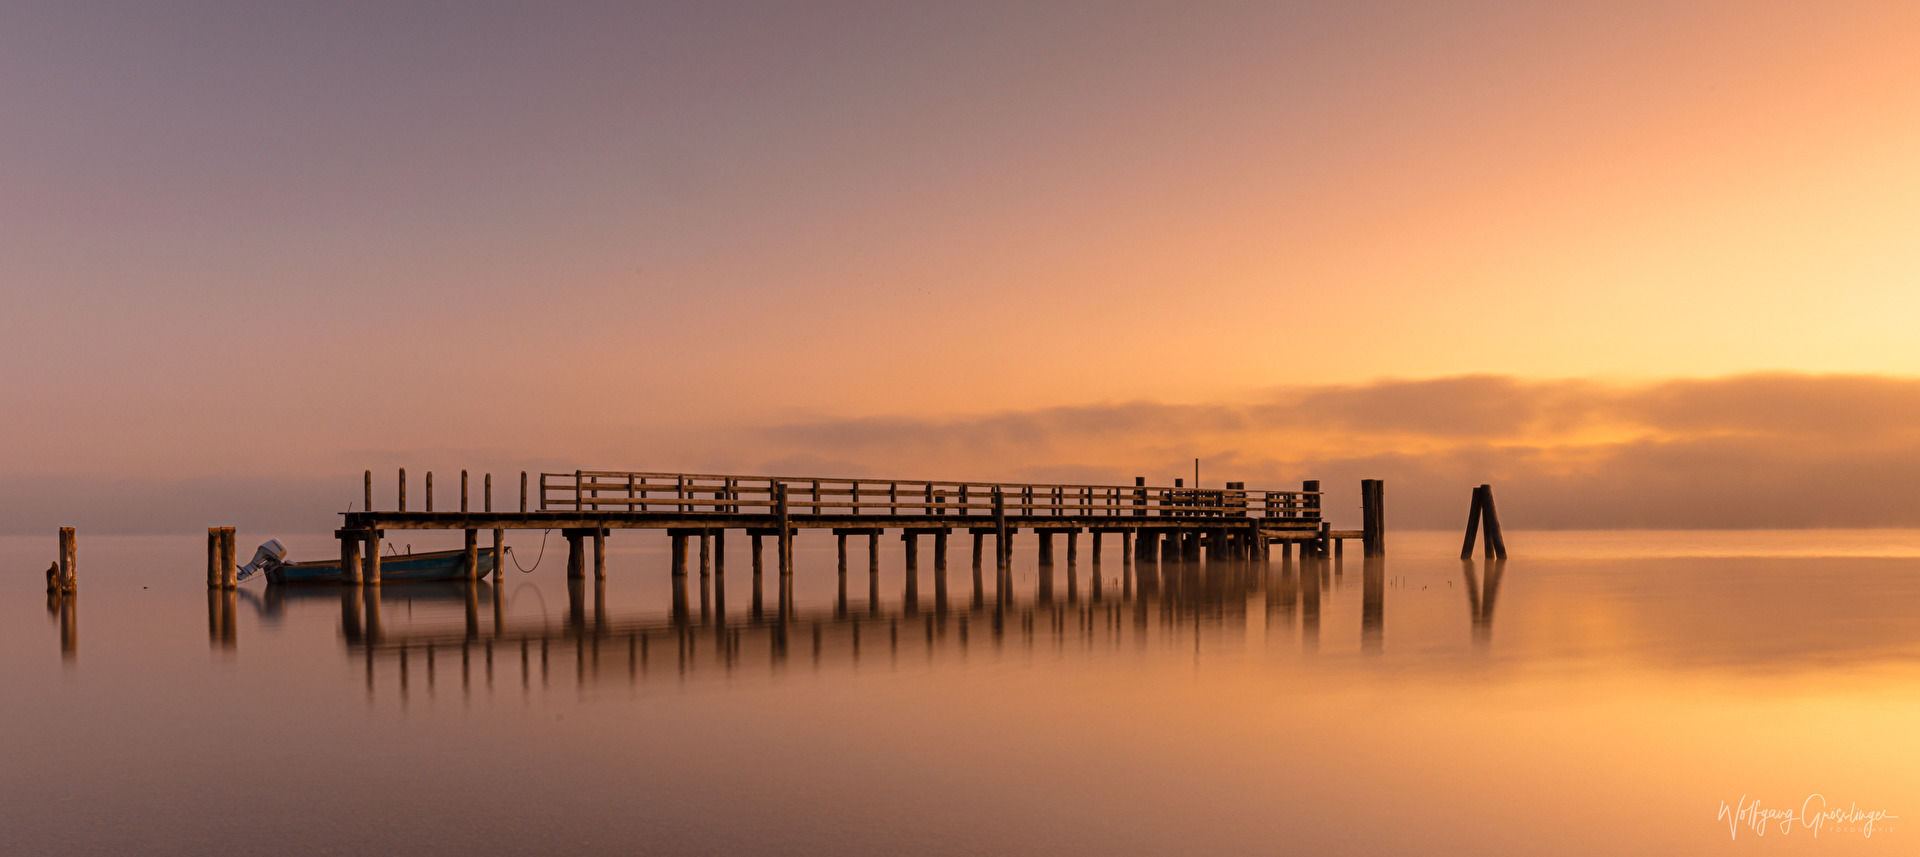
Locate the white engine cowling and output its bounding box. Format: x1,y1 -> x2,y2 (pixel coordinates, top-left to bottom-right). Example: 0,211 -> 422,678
237,538 -> 287,582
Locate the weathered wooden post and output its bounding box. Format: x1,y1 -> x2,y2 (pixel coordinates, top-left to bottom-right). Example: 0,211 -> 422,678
56,527 -> 76,592
364,470 -> 373,511
671,533 -> 688,577
463,529 -> 479,580
700,532 -> 711,577
1037,530 -> 1054,566
338,529 -> 363,584
993,489 -> 1008,570
461,470 -> 469,512
426,471 -> 434,512
520,471 -> 528,513
593,529 -> 606,579
1459,484 -> 1509,560
935,531 -> 948,572
751,534 -> 764,576
714,530 -> 725,576
868,532 -> 880,574
364,530 -> 382,584
566,530 -> 586,579
1122,530 -> 1133,567
1067,530 -> 1078,565
492,529 -> 504,581
1361,479 -> 1386,557
775,483 -> 792,577
398,468 -> 408,511
972,532 -> 983,570
837,533 -> 848,574
904,531 -> 919,572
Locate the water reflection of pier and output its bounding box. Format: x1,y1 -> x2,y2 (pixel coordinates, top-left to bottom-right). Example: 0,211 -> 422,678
330,555 -> 1404,694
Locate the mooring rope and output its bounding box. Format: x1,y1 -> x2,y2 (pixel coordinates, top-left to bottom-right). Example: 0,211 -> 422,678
507,529 -> 551,573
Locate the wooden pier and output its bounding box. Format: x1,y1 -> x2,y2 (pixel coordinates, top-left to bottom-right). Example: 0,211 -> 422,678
334,469 -> 1384,585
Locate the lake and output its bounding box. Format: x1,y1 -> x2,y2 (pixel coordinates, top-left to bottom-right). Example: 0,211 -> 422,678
4,529 -> 1914,855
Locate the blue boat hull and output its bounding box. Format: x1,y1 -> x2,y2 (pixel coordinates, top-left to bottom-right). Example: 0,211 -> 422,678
267,547 -> 498,584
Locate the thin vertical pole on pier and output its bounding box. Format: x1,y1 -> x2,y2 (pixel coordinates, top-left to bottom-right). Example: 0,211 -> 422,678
775,484 -> 792,577
461,470 -> 469,513
399,468 -> 407,512
993,489 -> 1008,571
1460,486 -> 1486,560
485,473 -> 492,512
520,472 -> 528,513
426,471 -> 434,512
463,529 -> 479,580
364,470 -> 373,512
593,529 -> 606,580
491,529 -> 504,582
364,530 -> 382,584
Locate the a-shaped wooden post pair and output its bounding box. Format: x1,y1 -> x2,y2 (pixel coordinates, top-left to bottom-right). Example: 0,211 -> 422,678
1460,484 -> 1508,560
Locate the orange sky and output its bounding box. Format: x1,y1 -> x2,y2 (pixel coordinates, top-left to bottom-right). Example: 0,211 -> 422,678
2,2 -> 1918,530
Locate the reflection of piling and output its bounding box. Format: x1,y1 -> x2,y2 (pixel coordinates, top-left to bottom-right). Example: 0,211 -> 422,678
1300,557 -> 1321,651
1463,559 -> 1505,644
1361,556 -> 1384,654
569,578 -> 588,629
341,585 -> 364,643
58,591 -> 78,660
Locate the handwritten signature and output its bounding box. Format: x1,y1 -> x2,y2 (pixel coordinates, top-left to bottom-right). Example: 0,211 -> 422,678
1718,794 -> 1897,839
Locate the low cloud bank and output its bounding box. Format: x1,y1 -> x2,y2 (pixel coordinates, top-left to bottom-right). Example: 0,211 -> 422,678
7,373 -> 1917,533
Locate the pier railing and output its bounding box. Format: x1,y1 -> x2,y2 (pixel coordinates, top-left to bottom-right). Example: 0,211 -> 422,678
537,471 -> 1321,522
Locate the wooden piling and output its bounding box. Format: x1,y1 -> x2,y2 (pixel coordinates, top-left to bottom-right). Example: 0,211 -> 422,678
671,533 -> 688,577
1067,531 -> 1078,565
461,470 -> 469,513
520,471 -> 528,513
426,471 -> 434,512
566,530 -> 586,579
714,530 -> 725,576
208,527 -> 222,588
752,535 -> 764,576
364,531 -> 382,584
993,489 -> 1008,570
594,529 -> 606,579
1481,484 -> 1508,560
935,531 -> 948,572
364,470 -> 373,512
837,533 -> 848,574
1361,478 -> 1386,557
463,529 -> 479,580
1122,531 -> 1133,566
486,528 -> 503,581
1037,531 -> 1053,566
485,473 -> 492,512
869,532 -> 880,575
776,483 -> 792,577
339,529 -> 364,584
904,531 -> 919,571
399,468 -> 407,511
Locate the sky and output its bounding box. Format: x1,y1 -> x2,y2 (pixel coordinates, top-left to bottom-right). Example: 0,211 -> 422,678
3,1 -> 1919,532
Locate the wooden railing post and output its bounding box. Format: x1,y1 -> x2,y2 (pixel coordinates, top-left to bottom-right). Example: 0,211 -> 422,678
364,470 -> 373,511
426,471 -> 433,512
461,470 -> 469,513
399,468 -> 407,512
776,483 -> 792,577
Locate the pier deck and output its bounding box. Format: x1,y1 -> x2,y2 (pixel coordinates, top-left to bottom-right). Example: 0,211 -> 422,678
325,469 -> 1385,585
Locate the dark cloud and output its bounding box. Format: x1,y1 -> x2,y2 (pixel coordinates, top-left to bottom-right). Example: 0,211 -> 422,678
10,373 -> 1919,533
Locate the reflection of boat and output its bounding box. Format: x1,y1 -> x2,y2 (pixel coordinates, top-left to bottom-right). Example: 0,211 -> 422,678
266,547 -> 498,584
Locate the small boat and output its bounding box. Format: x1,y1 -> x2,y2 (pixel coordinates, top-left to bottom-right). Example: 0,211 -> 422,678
265,546 -> 500,585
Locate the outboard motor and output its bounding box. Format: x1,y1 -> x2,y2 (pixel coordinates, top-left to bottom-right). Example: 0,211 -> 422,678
237,539 -> 287,582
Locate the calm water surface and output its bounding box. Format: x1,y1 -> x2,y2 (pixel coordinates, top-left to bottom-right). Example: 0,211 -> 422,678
4,530 -> 1917,855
